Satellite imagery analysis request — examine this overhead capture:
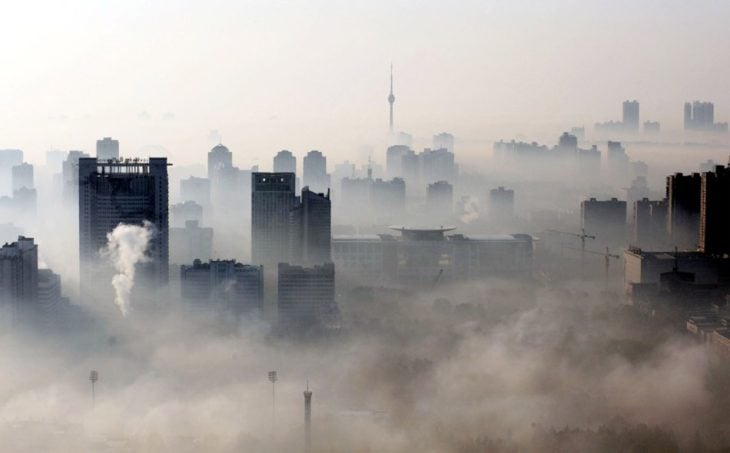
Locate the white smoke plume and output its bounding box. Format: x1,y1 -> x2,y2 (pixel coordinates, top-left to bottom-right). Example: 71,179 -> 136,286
103,221 -> 153,317
459,196 -> 480,224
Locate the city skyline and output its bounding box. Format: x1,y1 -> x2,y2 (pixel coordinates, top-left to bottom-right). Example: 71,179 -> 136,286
2,1 -> 730,165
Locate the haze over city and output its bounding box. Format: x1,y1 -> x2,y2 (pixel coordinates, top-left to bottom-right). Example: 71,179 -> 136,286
2,1 -> 730,452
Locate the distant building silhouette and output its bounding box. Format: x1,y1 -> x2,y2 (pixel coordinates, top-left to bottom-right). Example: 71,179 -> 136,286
489,186 -> 515,221
171,201 -> 203,228
170,220 -> 213,265
433,132 -> 454,153
180,176 -> 211,209
96,137 -> 120,160
181,259 -> 263,316
274,150 -> 297,174
623,100 -> 640,132
278,262 -> 336,329
684,101 -> 728,132
11,163 -> 33,191
303,150 -> 329,193
632,198 -> 668,249
581,198 -> 627,246
426,181 -> 453,217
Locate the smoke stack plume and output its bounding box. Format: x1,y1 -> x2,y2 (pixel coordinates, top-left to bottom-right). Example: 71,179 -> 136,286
102,221 -> 153,317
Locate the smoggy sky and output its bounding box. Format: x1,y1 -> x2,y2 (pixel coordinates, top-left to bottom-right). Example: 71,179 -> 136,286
2,0 -> 729,166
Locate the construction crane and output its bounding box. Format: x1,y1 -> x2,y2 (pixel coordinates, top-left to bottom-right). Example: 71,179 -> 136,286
546,228 -> 597,271
566,246 -> 620,289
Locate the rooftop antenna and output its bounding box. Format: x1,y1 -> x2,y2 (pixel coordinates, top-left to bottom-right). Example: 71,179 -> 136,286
89,370 -> 99,408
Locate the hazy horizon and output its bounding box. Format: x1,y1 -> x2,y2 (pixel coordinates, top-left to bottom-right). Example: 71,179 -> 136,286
2,0 -> 730,166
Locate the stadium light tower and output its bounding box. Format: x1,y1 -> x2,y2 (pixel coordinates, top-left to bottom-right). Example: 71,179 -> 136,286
89,370 -> 99,408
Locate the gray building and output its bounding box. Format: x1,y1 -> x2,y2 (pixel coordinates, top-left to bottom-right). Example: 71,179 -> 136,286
700,165 -> 730,255
420,148 -> 455,184
181,259 -> 263,316
632,198 -> 668,249
171,200 -> 203,228
0,237 -> 38,322
290,188 -> 331,266
278,262 -> 336,329
251,172 -> 297,268
489,186 -> 515,221
274,150 -> 297,174
386,145 -> 411,179
96,137 -> 120,160
303,150 -> 329,193
433,132 -> 454,153
666,172 -> 702,250
623,100 -> 640,132
11,163 -> 33,191
0,149 -> 23,196
180,176 -> 211,209
580,197 -> 627,246
426,181 -> 453,217
78,158 -> 169,305
170,220 -> 214,265
333,227 -> 532,286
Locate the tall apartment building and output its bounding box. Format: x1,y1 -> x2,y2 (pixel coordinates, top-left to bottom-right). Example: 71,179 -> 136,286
0,237 -> 38,321
11,163 -> 33,191
277,262 -> 335,329
700,165 -> 730,255
303,150 -> 329,194
251,172 -> 297,269
78,158 -> 169,305
96,137 -> 120,160
289,188 -> 331,266
274,150 -> 297,174
666,172 -> 702,250
581,198 -> 627,246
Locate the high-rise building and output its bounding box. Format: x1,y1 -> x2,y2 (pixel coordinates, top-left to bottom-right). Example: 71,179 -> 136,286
622,100 -> 640,132
78,158 -> 169,304
699,165 -> 730,255
290,188 -> 331,266
171,201 -> 203,228
0,149 -> 23,196
303,150 -> 329,193
426,181 -> 453,217
180,176 -> 211,209
170,220 -> 213,265
11,163 -> 33,191
433,132 -> 454,153
0,237 -> 38,321
251,172 -> 297,268
684,101 -> 728,132
208,144 -> 233,182
581,198 -> 627,246
632,198 -> 668,249
96,137 -> 120,160
386,145 -> 410,179
489,186 -> 515,221
181,259 -> 263,316
666,172 -> 702,250
277,262 -> 335,329
274,150 -> 297,174
420,148 -> 455,184
37,269 -> 62,327
62,151 -> 90,203
558,132 -> 578,153
370,177 -> 406,220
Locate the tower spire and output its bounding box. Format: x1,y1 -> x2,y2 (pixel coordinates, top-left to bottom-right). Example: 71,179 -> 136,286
388,64 -> 395,133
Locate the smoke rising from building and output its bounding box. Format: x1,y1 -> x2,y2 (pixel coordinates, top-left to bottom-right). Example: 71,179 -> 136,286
102,222 -> 153,317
